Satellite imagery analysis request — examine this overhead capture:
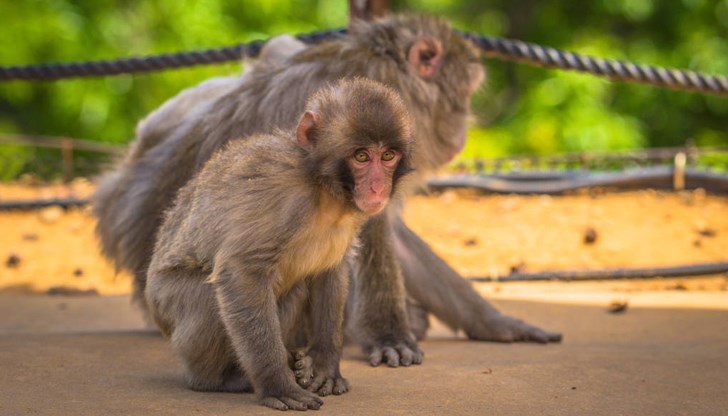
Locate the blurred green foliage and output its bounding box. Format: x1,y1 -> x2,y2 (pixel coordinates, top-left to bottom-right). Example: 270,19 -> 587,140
0,0 -> 726,179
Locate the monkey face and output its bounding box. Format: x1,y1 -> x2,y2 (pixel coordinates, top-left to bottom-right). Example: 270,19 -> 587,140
349,145 -> 403,215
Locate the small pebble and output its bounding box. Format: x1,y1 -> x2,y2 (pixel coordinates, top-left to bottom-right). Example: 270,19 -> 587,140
607,300 -> 628,314
463,238 -> 478,247
5,254 -> 21,268
583,228 -> 598,244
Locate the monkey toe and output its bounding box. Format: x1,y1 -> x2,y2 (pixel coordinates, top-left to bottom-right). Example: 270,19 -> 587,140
292,355 -> 314,388
308,376 -> 349,397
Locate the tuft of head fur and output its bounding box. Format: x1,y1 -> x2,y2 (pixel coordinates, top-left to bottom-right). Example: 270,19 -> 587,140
299,78 -> 414,211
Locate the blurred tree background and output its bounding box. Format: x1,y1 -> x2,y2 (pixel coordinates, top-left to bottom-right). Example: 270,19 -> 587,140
0,0 -> 726,179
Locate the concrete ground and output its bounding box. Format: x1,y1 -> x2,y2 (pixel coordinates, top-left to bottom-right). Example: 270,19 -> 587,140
1,294 -> 727,416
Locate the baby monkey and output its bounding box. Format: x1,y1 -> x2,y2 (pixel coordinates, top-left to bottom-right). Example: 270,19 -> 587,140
145,78 -> 413,411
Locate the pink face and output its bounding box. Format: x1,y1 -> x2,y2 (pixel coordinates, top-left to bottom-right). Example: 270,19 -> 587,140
349,145 -> 402,215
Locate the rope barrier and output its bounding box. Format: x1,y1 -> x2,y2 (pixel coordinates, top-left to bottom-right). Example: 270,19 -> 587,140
470,261 -> 728,282
0,28 -> 725,96
427,167 -> 728,195
0,29 -> 344,82
459,31 -> 728,96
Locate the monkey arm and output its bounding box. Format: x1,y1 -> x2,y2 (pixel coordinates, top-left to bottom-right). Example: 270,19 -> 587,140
303,264 -> 350,396
211,260 -> 323,410
348,214 -> 424,367
392,218 -> 562,343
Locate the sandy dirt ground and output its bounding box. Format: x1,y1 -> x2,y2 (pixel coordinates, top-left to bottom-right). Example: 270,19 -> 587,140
0,180 -> 726,310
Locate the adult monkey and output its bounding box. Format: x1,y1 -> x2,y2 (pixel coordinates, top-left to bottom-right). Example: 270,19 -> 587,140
94,15 -> 561,369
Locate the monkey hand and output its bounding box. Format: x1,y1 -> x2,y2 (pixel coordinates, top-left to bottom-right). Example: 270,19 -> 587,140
293,350 -> 350,396
259,382 -> 324,411
465,313 -> 562,344
364,331 -> 424,368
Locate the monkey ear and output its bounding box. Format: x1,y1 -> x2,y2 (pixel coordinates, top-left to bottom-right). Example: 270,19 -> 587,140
407,36 -> 443,80
296,111 -> 319,152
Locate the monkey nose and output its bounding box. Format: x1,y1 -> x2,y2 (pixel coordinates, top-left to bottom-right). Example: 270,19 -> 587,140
370,180 -> 386,195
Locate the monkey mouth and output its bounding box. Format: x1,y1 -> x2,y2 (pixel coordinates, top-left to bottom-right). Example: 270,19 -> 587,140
356,197 -> 389,216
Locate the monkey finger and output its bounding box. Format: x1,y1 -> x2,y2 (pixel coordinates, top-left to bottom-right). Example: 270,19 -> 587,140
368,348 -> 384,367
260,397 -> 289,411
278,398 -> 307,411
307,375 -> 325,393
383,347 -> 400,368
411,347 -> 424,365
317,378 -> 334,397
406,342 -> 424,365
396,345 -> 414,366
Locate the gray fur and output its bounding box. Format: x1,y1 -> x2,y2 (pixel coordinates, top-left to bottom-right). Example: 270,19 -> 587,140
145,79 -> 412,410
94,15 -> 559,381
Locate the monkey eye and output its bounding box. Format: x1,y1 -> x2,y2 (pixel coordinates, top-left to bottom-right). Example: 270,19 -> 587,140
381,150 -> 397,162
354,150 -> 370,163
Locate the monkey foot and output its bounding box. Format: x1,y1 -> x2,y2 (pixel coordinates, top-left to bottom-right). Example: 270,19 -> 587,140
259,387 -> 324,411
308,375 -> 349,397
366,334 -> 424,367
291,349 -> 315,388
465,313 -> 562,344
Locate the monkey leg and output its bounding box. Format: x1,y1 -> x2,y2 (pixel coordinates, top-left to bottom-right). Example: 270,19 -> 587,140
277,284 -> 319,391
303,267 -> 350,396
392,218 -> 562,343
349,215 -> 424,368
145,267 -> 253,392
213,265 -> 323,411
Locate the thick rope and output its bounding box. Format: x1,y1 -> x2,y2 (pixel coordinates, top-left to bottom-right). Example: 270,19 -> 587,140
0,29 -> 344,82
0,28 -> 725,96
459,31 -> 728,96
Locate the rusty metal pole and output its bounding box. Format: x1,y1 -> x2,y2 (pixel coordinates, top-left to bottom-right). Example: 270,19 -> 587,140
349,0 -> 390,31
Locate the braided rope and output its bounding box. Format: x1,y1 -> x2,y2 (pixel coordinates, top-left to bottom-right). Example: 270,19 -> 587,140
459,31 -> 728,96
0,27 -> 726,96
0,29 -> 344,82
